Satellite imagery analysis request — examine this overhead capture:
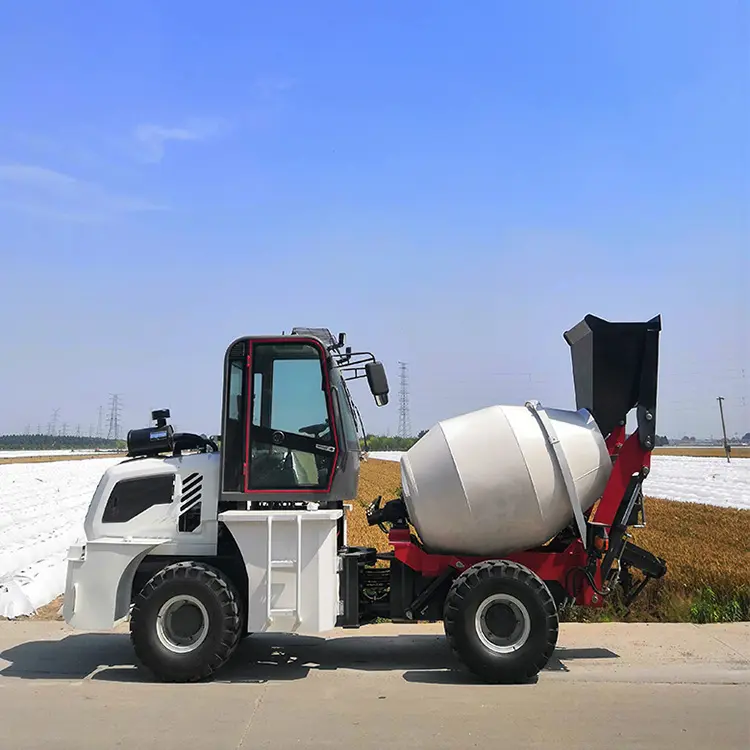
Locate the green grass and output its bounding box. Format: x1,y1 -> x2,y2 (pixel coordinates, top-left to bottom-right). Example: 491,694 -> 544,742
560,584 -> 750,624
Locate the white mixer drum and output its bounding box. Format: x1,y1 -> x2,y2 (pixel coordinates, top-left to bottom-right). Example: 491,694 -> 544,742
399,404 -> 612,556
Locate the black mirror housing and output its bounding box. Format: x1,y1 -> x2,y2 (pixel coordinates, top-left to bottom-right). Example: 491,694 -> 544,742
366,361 -> 389,406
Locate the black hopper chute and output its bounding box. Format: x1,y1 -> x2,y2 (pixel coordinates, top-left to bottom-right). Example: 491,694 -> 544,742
564,314 -> 661,449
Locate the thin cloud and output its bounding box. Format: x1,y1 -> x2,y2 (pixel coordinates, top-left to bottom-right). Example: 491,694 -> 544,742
8,131 -> 106,172
253,75 -> 297,97
0,164 -> 166,223
134,117 -> 228,163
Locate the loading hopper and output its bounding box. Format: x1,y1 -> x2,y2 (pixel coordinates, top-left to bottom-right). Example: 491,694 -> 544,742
564,314 -> 661,442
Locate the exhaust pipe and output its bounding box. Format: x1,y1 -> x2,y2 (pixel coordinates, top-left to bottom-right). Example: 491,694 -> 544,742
564,314 -> 661,449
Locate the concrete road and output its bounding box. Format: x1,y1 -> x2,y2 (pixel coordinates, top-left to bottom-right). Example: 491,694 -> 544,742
0,621 -> 748,749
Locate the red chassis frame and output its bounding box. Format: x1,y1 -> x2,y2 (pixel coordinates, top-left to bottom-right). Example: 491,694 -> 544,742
386,425 -> 650,609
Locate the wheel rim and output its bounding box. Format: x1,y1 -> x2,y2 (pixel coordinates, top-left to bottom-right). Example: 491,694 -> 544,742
156,595 -> 210,654
475,593 -> 531,654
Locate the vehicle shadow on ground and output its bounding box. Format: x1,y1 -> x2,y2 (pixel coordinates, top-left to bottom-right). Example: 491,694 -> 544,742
0,632 -> 619,686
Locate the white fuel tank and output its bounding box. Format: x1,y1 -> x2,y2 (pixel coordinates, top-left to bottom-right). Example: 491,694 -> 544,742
400,404 -> 612,556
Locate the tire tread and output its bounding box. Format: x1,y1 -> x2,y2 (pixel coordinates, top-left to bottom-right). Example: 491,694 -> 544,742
444,560 -> 558,683
130,561 -> 242,683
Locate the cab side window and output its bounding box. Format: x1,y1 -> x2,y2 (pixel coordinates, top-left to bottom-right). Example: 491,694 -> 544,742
222,353 -> 247,492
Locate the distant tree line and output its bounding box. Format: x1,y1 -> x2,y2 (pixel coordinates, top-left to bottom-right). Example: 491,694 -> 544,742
358,431 -> 747,453
361,430 -> 428,452
659,433 -> 750,446
0,434 -> 126,451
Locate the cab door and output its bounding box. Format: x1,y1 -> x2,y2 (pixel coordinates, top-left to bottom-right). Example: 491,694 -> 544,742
244,340 -> 339,493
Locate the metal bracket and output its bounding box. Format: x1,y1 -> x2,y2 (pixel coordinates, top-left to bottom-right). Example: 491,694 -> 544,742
405,566 -> 456,620
525,400 -> 588,549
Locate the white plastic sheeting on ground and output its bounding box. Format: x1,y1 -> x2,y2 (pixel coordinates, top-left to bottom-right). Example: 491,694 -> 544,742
643,455 -> 749,510
0,457 -> 123,618
365,451 -> 405,462
366,452 -> 750,511
0,450 -> 120,458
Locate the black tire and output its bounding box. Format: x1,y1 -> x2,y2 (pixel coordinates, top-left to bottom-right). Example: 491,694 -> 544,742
130,561 -> 243,682
444,560 -> 558,684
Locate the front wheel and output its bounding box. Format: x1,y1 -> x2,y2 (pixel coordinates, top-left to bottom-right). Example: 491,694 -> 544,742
444,560 -> 559,683
130,561 -> 243,682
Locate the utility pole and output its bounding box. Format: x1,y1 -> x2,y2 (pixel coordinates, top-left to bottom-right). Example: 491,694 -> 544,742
717,396 -> 731,463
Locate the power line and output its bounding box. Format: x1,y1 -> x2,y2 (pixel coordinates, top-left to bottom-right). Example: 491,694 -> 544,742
398,361 -> 412,438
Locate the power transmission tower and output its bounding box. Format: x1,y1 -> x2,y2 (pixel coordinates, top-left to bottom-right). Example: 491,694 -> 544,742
717,396 -> 731,463
397,361 -> 412,438
106,394 -> 122,441
61,422 -> 68,436
97,406 -> 103,438
49,408 -> 60,436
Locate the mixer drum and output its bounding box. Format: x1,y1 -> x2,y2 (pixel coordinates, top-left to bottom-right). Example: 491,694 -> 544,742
399,404 -> 612,557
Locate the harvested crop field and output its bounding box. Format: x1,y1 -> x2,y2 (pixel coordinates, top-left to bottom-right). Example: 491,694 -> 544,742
346,457 -> 403,553
348,460 -> 750,590
631,498 -> 750,594
653,446 -> 750,458
346,460 -> 750,622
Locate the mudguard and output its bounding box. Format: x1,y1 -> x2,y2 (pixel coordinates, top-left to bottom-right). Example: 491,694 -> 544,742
63,537 -> 169,630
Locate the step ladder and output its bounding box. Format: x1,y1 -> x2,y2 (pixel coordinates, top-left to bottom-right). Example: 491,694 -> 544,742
266,514 -> 303,629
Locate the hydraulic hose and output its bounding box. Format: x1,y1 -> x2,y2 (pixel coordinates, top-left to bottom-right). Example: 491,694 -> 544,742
566,566 -> 611,599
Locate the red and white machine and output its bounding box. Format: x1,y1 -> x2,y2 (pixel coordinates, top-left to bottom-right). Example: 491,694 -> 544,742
63,315 -> 666,683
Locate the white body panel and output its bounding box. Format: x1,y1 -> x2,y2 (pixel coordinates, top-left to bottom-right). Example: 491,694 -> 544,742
83,452 -> 221,555
64,452 -> 221,630
400,404 -> 612,556
63,537 -> 169,629
219,509 -> 342,634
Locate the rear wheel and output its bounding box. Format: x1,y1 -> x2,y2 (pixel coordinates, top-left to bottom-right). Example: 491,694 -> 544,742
444,560 -> 558,683
130,561 -> 243,682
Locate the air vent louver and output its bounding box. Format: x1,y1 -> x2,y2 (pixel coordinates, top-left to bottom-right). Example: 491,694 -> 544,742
178,472 -> 203,533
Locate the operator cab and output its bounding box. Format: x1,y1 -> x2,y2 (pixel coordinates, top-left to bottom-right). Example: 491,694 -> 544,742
219,328 -> 388,510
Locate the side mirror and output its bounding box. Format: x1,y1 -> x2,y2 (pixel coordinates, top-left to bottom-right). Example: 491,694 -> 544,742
366,361 -> 389,407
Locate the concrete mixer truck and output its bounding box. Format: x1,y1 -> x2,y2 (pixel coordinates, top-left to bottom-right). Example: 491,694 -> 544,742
62,314 -> 666,684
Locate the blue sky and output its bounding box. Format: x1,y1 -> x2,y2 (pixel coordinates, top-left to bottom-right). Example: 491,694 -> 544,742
1,1 -> 748,440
